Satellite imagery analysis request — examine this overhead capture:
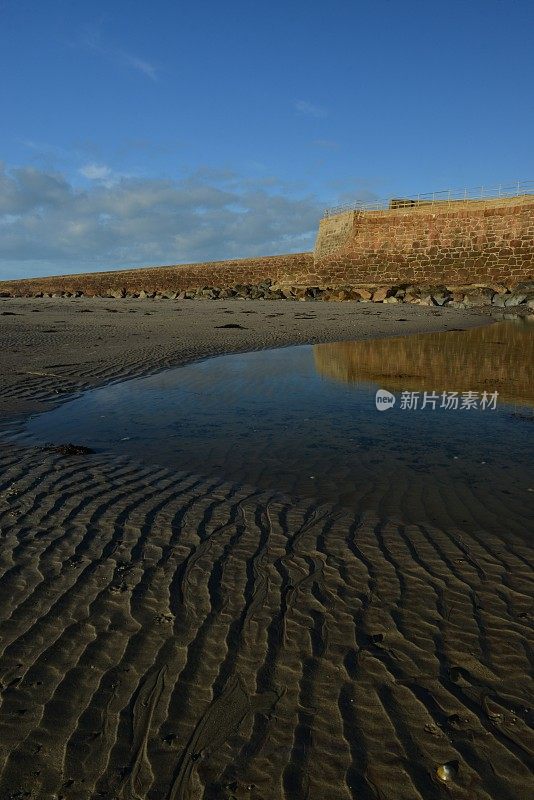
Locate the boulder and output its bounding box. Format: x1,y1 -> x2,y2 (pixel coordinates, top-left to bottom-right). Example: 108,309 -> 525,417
403,292 -> 419,303
463,288 -> 495,307
514,281 -> 534,293
109,288 -> 125,299
383,296 -> 398,304
418,295 -> 435,306
505,293 -> 528,307
0,291 -> 11,298
492,293 -> 508,307
372,287 -> 389,302
356,288 -> 373,301
420,284 -> 448,296
280,287 -> 295,299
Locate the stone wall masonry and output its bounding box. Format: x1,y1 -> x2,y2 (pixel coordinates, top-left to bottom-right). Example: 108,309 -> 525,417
0,195 -> 532,297
0,253 -> 315,297
312,195 -> 534,288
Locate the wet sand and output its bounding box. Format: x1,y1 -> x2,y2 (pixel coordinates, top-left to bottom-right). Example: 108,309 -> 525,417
0,298 -> 532,800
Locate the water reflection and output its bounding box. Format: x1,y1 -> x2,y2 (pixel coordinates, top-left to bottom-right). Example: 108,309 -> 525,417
314,318 -> 534,407
10,320 -> 534,512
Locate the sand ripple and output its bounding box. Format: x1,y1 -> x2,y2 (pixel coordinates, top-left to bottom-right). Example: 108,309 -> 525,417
0,444 -> 532,799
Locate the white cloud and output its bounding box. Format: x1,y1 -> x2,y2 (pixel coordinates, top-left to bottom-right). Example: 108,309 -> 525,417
295,100 -> 327,118
80,163 -> 113,182
0,164 -> 323,279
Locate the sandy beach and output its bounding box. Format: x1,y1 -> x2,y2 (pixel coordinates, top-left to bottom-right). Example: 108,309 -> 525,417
0,298 -> 532,800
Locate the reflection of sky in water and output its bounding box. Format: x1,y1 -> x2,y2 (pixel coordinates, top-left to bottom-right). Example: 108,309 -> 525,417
13,322 -> 534,507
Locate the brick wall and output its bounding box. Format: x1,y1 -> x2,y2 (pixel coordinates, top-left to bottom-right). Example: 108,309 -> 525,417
313,195 -> 534,287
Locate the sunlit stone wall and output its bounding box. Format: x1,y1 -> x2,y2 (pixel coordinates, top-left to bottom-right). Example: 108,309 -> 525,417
0,196 -> 532,296
313,195 -> 534,287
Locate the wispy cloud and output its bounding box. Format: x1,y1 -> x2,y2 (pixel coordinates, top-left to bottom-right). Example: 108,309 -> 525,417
295,100 -> 327,118
116,51 -> 157,81
0,164 -> 322,279
79,30 -> 158,81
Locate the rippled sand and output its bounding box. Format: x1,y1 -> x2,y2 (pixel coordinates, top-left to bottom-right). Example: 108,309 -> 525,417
0,298 -> 532,800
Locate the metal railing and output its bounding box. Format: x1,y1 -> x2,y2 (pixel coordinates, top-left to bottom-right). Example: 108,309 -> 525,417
323,179 -> 534,218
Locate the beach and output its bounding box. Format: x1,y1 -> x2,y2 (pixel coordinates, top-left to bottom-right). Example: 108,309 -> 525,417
0,297 -> 532,800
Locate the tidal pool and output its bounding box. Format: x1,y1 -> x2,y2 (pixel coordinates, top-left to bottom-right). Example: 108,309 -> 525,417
12,319 -> 534,513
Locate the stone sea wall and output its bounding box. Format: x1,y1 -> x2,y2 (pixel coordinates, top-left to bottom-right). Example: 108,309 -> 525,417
0,195 -> 532,297
0,253 -> 314,298
313,195 -> 534,287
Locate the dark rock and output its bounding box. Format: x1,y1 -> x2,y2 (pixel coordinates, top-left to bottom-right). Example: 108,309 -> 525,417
505,293 -> 528,307
43,443 -> 95,456
514,281 -> 534,293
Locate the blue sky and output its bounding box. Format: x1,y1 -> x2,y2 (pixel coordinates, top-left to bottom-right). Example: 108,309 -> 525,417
1,0 -> 533,278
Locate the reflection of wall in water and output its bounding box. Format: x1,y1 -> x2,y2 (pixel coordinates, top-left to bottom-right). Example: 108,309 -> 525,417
313,320 -> 534,407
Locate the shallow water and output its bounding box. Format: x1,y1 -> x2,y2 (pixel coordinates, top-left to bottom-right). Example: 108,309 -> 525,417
13,319 -> 534,511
